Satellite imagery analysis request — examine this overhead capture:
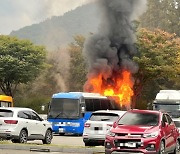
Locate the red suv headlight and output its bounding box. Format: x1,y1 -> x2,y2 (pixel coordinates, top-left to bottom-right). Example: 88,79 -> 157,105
107,131 -> 115,137
143,131 -> 158,138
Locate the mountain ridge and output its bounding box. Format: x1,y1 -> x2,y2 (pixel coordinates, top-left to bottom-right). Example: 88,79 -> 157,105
10,2 -> 100,50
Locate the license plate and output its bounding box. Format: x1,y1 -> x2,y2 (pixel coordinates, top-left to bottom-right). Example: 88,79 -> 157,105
59,128 -> 64,133
94,127 -> 102,130
125,142 -> 136,147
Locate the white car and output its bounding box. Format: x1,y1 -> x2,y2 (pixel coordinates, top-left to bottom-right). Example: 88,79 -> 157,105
0,107 -> 53,144
83,110 -> 126,146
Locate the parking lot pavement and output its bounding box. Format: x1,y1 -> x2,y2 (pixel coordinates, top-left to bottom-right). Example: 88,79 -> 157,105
0,142 -> 105,154
0,149 -> 83,154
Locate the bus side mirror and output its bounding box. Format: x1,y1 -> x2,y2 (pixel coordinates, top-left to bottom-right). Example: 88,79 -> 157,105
81,106 -> 85,113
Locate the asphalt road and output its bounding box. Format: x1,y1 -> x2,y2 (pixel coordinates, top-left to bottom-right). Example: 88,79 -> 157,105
28,134 -> 85,146
0,149 -> 82,154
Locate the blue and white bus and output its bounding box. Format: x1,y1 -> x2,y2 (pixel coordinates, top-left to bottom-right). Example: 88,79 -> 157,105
47,92 -> 120,135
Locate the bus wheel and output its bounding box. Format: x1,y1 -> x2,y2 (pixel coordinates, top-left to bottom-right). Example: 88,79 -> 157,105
59,133 -> 65,136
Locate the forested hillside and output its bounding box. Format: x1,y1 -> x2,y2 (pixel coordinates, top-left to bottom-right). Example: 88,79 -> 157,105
10,2 -> 100,50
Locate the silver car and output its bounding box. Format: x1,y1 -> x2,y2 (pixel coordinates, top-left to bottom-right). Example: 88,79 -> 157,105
83,110 -> 126,146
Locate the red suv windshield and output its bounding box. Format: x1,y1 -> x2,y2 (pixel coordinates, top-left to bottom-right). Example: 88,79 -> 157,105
118,112 -> 159,126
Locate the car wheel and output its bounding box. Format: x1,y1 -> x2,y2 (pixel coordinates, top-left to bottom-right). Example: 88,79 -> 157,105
172,140 -> 180,154
18,129 -> 28,143
159,141 -> 165,154
42,129 -> 52,144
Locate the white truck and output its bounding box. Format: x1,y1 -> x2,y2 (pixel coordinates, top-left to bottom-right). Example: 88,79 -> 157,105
153,90 -> 180,130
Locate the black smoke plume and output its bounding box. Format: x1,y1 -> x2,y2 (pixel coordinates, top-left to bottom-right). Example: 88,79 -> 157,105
83,0 -> 147,92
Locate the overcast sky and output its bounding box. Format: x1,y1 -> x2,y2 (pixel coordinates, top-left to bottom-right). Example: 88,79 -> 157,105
0,0 -> 90,35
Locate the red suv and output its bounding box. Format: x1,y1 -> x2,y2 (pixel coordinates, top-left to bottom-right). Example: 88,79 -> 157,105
105,109 -> 180,154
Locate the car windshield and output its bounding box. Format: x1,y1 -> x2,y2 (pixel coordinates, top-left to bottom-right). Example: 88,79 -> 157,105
90,113 -> 119,121
118,112 -> 159,126
0,109 -> 13,117
48,98 -> 79,119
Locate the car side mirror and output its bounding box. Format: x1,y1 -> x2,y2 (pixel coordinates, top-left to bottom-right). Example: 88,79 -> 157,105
41,117 -> 45,121
162,121 -> 168,127
112,121 -> 118,128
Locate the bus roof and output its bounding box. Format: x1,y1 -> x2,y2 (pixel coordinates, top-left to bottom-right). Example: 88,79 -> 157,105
0,95 -> 13,102
155,90 -> 180,101
52,92 -> 107,99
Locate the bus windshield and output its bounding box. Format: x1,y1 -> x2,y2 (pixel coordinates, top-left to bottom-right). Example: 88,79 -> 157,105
48,98 -> 79,119
153,103 -> 180,118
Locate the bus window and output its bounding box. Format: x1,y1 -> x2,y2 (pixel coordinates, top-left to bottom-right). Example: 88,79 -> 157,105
85,99 -> 92,111
85,99 -> 113,111
100,99 -> 112,110
93,99 -> 100,110
0,102 -> 11,107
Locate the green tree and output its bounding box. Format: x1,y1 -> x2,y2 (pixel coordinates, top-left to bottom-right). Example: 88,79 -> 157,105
13,48 -> 70,109
133,28 -> 180,108
0,35 -> 46,97
68,35 -> 87,91
140,0 -> 180,36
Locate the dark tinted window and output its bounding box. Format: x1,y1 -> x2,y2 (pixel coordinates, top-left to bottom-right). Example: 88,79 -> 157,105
0,109 -> 13,117
85,99 -> 114,111
166,114 -> 173,124
18,111 -> 31,119
118,112 -> 159,126
90,113 -> 119,121
85,99 -> 93,111
31,111 -> 41,121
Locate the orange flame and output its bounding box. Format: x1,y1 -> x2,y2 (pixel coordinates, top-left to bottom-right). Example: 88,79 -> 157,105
87,70 -> 134,108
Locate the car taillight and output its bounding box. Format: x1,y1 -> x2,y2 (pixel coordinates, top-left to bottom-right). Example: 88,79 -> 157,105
84,123 -> 90,127
4,120 -> 18,124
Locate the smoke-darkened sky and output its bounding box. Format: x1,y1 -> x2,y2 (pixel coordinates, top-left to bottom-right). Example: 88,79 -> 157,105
0,0 -> 91,35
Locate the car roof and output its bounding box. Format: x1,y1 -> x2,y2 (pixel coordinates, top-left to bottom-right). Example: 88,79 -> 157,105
128,109 -> 162,115
0,107 -> 33,112
92,110 -> 126,115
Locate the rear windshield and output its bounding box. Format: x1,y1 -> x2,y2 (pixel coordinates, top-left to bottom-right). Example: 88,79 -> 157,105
90,113 -> 119,121
0,109 -> 13,117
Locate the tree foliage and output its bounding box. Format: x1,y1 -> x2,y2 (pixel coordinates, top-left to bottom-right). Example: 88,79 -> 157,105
0,35 -> 47,96
133,28 -> 180,108
68,35 -> 87,91
140,0 -> 180,36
